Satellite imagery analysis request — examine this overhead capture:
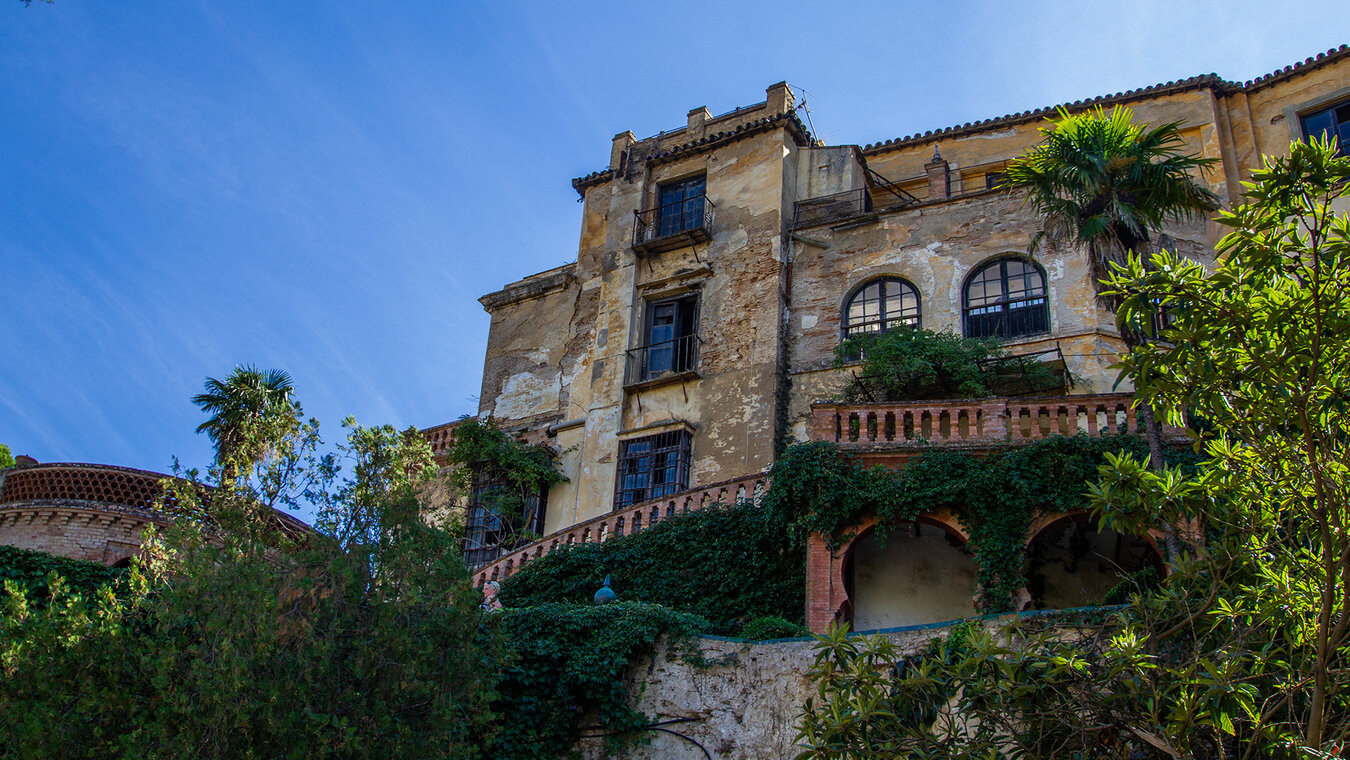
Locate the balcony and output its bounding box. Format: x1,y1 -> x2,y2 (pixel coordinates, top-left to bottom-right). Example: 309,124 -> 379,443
632,194 -> 715,254
810,393 -> 1187,450
792,188 -> 874,228
624,332 -> 700,387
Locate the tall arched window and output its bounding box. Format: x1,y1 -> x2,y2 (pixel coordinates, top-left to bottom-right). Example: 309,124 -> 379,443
963,258 -> 1049,339
842,277 -> 920,338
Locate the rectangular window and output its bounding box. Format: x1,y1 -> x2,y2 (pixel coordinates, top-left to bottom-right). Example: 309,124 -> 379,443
461,472 -> 548,568
615,430 -> 692,509
637,294 -> 699,380
656,175 -> 707,238
1301,100 -> 1350,157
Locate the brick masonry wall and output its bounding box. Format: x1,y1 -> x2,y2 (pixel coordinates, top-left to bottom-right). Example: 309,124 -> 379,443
0,499 -> 173,565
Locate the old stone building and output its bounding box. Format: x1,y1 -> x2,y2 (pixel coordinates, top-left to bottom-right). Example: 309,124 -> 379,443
423,45 -> 1350,634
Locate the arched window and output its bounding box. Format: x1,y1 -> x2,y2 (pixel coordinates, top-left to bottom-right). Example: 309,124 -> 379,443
842,277 -> 920,338
963,258 -> 1049,339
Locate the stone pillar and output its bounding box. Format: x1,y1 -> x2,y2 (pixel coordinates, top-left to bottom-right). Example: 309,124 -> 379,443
687,106 -> 711,137
766,81 -> 795,115
925,145 -> 950,200
610,130 -> 636,171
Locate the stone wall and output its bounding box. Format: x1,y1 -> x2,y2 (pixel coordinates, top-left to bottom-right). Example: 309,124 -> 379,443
574,624 -> 950,760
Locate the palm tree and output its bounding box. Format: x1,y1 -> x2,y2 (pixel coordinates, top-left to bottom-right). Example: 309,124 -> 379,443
192,365 -> 296,474
1002,105 -> 1220,467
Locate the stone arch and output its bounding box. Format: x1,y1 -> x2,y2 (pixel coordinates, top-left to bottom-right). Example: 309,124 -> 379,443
1024,511 -> 1164,610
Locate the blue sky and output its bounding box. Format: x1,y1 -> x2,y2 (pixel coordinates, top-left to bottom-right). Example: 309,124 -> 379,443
2,1 -> 1346,522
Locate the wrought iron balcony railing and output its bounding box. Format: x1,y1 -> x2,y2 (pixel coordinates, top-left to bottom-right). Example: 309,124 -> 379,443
632,194 -> 715,254
624,332 -> 700,385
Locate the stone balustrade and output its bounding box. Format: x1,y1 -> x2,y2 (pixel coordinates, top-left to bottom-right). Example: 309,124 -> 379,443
472,472 -> 769,586
811,393 -> 1180,448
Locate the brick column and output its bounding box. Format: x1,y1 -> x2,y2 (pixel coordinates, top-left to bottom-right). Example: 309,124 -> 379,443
925,146 -> 950,200
766,81 -> 795,115
610,130 -> 636,172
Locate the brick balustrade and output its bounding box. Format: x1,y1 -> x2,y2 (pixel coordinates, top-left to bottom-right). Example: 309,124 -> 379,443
472,472 -> 769,586
811,393 -> 1184,448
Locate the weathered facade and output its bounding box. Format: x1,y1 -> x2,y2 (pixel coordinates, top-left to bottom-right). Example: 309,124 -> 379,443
429,46 -> 1350,632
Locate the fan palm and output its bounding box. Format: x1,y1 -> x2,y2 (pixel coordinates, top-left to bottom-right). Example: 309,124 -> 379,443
1002,106 -> 1220,479
192,365 -> 296,471
1002,104 -> 1220,308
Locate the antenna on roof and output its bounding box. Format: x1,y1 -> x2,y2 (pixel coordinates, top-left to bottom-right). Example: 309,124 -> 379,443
792,85 -> 819,144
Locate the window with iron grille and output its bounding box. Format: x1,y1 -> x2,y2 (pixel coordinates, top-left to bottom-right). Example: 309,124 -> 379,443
657,176 -> 707,238
1301,99 -> 1350,157
615,430 -> 691,509
963,258 -> 1049,339
461,472 -> 548,569
842,277 -> 921,338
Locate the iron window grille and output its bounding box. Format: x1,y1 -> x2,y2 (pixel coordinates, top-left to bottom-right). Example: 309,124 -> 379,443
461,472 -> 548,569
963,258 -> 1050,339
614,430 -> 691,509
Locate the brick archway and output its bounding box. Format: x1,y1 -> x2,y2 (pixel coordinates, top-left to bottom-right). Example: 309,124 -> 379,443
805,507 -> 969,633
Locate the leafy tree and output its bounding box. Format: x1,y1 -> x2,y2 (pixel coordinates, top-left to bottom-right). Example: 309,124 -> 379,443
0,442 -> 14,470
1002,105 -> 1220,468
2,387 -> 499,759
191,365 -> 298,479
795,139 -> 1350,760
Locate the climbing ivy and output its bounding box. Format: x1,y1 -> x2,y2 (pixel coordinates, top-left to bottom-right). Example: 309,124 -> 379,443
0,544 -> 126,602
499,502 -> 805,635
763,435 -> 1201,611
488,602 -> 710,758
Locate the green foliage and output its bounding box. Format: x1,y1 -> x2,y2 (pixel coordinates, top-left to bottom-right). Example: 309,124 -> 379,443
488,602 -> 710,758
1,401 -> 499,759
192,365 -> 300,478
445,416 -> 565,543
834,324 -> 1062,402
500,501 -> 804,635
0,544 -> 125,602
738,615 -> 809,640
0,442 -> 15,470
765,435 -> 1195,611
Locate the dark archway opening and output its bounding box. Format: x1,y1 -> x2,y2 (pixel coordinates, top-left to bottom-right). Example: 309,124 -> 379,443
1026,514 -> 1162,609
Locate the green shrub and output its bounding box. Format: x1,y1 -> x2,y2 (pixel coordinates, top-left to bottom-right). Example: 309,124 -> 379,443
835,324 -> 1063,402
499,502 -> 804,634
738,615 -> 809,640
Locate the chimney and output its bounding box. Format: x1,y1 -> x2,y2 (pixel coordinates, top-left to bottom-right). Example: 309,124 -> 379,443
925,145 -> 950,200
766,81 -> 795,115
610,131 -> 636,172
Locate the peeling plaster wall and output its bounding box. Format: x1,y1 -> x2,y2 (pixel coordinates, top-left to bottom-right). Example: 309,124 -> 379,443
460,54 -> 1350,540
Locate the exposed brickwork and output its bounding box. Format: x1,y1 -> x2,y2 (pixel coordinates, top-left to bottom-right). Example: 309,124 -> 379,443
0,463 -> 311,565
